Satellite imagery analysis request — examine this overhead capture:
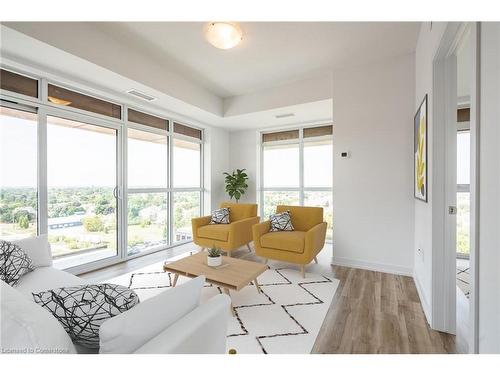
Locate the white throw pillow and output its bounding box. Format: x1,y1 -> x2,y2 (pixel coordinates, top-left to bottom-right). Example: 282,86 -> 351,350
99,276 -> 205,354
0,280 -> 76,354
13,234 -> 53,268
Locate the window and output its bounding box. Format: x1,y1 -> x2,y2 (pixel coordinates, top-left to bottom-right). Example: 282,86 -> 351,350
127,193 -> 168,255
261,125 -> 333,240
263,191 -> 299,219
48,84 -> 121,119
0,105 -> 38,240
263,144 -> 300,188
457,130 -> 470,257
173,138 -> 201,188
0,69 -> 38,98
304,140 -> 333,188
0,68 -> 205,272
173,191 -> 200,242
128,109 -> 168,131
47,116 -> 118,269
128,128 -> 168,189
127,118 -> 169,255
172,133 -> 202,243
174,122 -> 202,140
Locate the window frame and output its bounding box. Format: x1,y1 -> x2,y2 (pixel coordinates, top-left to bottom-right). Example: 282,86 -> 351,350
259,125 -> 333,242
0,65 -> 205,274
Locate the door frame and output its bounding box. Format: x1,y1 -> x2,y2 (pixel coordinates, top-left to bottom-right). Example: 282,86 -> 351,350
432,22 -> 480,353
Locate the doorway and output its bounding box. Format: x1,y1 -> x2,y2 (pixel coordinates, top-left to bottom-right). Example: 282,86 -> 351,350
455,27 -> 473,353
432,22 -> 479,353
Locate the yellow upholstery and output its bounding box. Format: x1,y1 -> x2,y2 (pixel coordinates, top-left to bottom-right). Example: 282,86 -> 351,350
192,203 -> 259,256
198,224 -> 231,242
252,206 -> 327,272
220,202 -> 258,222
276,205 -> 323,232
260,231 -> 306,253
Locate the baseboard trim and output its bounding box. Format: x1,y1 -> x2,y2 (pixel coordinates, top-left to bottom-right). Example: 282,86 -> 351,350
413,270 -> 432,325
331,256 -> 412,276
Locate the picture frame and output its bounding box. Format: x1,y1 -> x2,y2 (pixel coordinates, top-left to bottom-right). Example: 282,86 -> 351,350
414,94 -> 428,202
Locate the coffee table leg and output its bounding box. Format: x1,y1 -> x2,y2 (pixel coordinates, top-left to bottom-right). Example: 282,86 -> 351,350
172,273 -> 179,287
254,278 -> 262,294
223,288 -> 235,316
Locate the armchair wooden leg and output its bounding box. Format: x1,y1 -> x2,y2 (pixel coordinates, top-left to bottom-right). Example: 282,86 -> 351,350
264,258 -> 268,265
246,243 -> 252,252
227,251 -> 232,257
300,265 -> 305,278
314,256 -> 318,264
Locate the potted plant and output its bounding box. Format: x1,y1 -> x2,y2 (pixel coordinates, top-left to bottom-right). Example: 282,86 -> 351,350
223,169 -> 248,203
207,246 -> 223,267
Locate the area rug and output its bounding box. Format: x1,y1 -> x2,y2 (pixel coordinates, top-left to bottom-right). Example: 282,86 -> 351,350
106,256 -> 339,354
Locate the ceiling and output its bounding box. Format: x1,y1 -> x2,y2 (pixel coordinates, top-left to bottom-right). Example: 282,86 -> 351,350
1,22 -> 420,131
92,22 -> 421,98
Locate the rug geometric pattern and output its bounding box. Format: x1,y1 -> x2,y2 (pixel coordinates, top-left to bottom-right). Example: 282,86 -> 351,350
456,261 -> 470,298
106,260 -> 339,354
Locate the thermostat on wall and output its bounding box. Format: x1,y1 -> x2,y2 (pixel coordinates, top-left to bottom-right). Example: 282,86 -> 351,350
340,151 -> 350,159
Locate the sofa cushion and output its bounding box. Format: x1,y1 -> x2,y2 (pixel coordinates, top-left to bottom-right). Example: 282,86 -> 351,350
209,207 -> 230,224
0,240 -> 33,286
198,224 -> 230,242
99,276 -> 205,354
12,234 -> 53,268
1,280 -> 76,354
260,231 -> 306,253
33,284 -> 140,349
15,266 -> 84,297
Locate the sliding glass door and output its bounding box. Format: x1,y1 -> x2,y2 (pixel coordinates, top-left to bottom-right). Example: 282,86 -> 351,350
47,115 -> 119,269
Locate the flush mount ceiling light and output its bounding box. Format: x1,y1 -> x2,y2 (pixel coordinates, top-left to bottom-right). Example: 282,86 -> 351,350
205,22 -> 243,49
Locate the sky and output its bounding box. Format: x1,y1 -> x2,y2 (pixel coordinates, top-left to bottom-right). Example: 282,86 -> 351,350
0,113 -> 200,188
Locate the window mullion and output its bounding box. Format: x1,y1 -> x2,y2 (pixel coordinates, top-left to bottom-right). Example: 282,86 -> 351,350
37,107 -> 48,236
299,128 -> 304,206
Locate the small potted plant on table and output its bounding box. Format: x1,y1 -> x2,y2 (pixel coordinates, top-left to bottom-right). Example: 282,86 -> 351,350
207,246 -> 223,267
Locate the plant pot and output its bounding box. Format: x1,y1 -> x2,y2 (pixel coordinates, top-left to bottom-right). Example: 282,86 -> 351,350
207,255 -> 222,267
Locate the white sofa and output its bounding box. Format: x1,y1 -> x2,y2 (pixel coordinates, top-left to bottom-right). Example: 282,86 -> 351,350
1,235 -> 231,354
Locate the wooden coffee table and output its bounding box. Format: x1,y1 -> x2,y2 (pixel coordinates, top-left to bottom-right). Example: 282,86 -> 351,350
163,252 -> 268,315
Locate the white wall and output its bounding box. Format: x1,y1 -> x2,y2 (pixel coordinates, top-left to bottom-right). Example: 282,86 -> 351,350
229,53 -> 416,275
224,71 -> 333,117
228,130 -> 259,204
413,22 -> 448,320
478,22 -> 500,353
204,127 -> 230,212
331,53 -> 415,276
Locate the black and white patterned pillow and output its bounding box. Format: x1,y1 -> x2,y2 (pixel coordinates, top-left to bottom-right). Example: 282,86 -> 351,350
210,207 -> 230,224
269,211 -> 294,232
0,240 -> 33,286
33,284 -> 140,348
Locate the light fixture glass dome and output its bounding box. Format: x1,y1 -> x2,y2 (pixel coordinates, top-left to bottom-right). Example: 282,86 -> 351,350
205,22 -> 243,50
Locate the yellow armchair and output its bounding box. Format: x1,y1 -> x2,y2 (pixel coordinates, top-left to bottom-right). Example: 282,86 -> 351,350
192,202 -> 259,256
252,205 -> 327,277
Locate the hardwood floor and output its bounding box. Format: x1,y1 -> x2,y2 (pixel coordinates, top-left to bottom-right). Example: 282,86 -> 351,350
311,266 -> 455,353
81,243 -> 455,354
